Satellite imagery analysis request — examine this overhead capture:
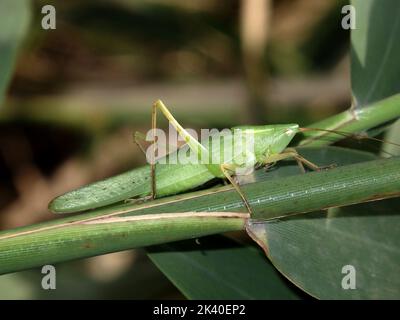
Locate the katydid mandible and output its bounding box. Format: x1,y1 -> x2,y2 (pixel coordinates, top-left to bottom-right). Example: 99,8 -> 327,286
48,100 -> 333,214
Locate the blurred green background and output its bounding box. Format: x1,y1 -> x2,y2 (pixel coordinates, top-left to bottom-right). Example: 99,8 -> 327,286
0,0 -> 350,299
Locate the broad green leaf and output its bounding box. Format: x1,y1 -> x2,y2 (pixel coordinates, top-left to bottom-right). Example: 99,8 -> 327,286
247,149 -> 400,299
0,0 -> 31,106
148,236 -> 302,300
351,0 -> 400,107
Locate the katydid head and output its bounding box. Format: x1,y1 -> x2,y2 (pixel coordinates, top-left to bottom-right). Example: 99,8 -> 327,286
232,124 -> 299,162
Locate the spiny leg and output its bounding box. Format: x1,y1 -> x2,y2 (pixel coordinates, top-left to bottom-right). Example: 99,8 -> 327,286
285,148 -> 321,171
286,148 -> 336,171
295,159 -> 306,173
220,164 -> 252,214
262,151 -> 304,172
283,148 -> 306,173
151,100 -> 209,199
262,148 -> 331,172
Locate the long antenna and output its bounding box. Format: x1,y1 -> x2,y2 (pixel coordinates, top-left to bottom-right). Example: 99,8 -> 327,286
299,127 -> 400,158
299,127 -> 400,148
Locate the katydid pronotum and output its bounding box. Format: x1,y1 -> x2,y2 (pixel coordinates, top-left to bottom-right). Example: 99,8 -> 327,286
48,100 -> 399,214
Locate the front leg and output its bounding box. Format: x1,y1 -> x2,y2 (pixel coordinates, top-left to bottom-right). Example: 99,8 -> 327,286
262,148 -> 327,173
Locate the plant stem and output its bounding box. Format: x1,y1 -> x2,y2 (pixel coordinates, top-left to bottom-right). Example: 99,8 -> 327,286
299,93 -> 400,146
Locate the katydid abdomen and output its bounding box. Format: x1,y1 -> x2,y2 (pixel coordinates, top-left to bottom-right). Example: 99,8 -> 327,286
49,162 -> 215,213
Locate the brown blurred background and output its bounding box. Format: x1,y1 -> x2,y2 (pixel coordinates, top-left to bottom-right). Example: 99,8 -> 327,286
0,0 -> 350,299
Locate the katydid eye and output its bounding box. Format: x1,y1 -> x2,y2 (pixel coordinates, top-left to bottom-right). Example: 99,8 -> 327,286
285,129 -> 295,136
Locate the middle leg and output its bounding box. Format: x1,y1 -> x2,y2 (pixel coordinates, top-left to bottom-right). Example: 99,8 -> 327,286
220,164 -> 253,214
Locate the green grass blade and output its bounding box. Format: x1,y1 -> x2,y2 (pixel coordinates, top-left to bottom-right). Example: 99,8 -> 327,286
0,147 -> 399,275
0,210 -> 246,275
